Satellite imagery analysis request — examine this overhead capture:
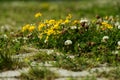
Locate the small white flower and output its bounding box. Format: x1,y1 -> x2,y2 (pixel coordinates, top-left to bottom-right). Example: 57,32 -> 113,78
118,41 -> 120,46
118,25 -> 120,29
70,26 -> 77,29
115,22 -> 119,27
30,62 -> 37,66
12,38 -> 19,43
109,16 -> 113,20
1,25 -> 11,32
103,36 -> 109,40
3,34 -> 8,38
47,50 -> 54,55
69,55 -> 75,59
114,51 -> 119,54
64,40 -> 72,45
23,37 -> 28,40
112,50 -> 119,54
80,18 -> 88,23
44,39 -> 48,43
104,20 -> 108,23
102,36 -> 109,42
10,32 -> 14,35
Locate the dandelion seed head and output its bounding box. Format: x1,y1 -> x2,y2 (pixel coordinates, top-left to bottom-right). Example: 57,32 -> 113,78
118,25 -> 120,29
70,26 -> 77,29
64,40 -> 72,45
118,41 -> 120,46
102,36 -> 109,42
80,18 -> 88,23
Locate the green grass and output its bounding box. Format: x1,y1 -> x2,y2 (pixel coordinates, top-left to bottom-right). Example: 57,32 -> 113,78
0,0 -> 120,29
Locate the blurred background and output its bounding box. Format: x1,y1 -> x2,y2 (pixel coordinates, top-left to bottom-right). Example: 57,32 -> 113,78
0,0 -> 120,31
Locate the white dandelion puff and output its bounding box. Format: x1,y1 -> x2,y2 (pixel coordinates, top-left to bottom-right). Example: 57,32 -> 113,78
64,40 -> 72,45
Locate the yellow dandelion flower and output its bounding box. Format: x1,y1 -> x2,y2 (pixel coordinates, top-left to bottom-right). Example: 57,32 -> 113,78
64,19 -> 69,24
107,24 -> 113,29
35,12 -> 42,18
73,20 -> 79,24
53,30 -> 61,35
101,22 -> 113,29
46,29 -> 54,36
49,19 -> 55,25
22,24 -> 30,32
45,20 -> 49,23
46,36 -> 49,40
28,25 -> 35,32
53,24 -> 59,29
105,16 -> 108,20
66,14 -> 72,19
101,22 -> 107,25
58,19 -> 63,24
38,23 -> 45,31
56,31 -> 61,34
